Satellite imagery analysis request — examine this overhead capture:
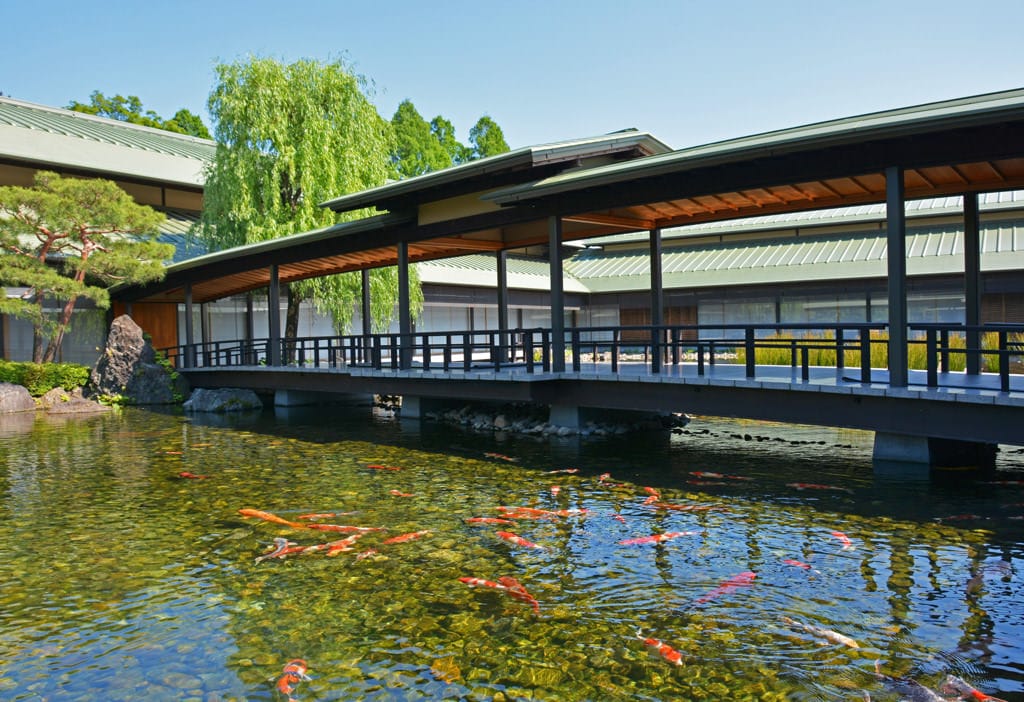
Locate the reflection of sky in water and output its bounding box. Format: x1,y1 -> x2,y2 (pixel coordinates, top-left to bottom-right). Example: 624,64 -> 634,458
0,407 -> 1020,700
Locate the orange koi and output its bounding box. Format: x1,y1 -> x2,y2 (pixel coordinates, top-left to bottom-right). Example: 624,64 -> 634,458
497,506 -> 560,520
694,571 -> 757,605
389,490 -> 414,497
177,471 -> 209,479
642,487 -> 661,504
637,629 -> 684,665
613,514 -> 627,523
619,531 -> 697,545
466,517 -> 516,525
495,531 -> 545,549
782,559 -> 812,570
304,523 -> 383,533
238,508 -> 304,529
276,659 -> 311,702
382,529 -> 431,545
484,452 -> 516,462
830,531 -> 854,550
787,482 -> 853,493
546,468 -> 579,474
296,512 -> 343,520
550,485 -> 561,496
366,463 -> 402,471
324,533 -> 364,556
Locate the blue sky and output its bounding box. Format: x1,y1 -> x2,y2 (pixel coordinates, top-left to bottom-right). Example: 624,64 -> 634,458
3,0 -> 1023,150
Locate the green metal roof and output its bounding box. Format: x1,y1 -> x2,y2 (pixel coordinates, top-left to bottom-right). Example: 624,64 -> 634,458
486,88 -> 1024,207
567,218 -> 1024,293
416,254 -> 588,293
0,96 -> 214,187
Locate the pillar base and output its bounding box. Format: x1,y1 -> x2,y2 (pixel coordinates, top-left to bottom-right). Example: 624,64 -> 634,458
273,390 -> 372,407
872,432 -> 996,472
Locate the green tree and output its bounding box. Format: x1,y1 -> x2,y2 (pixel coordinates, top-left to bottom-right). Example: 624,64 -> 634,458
0,172 -> 170,362
468,115 -> 510,160
391,100 -> 451,178
430,116 -> 470,165
199,56 -> 421,341
68,91 -> 212,139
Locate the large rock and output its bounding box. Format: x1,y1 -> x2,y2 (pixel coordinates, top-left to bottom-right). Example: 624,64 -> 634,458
39,387 -> 111,415
0,382 -> 35,414
89,315 -> 184,404
183,388 -> 263,413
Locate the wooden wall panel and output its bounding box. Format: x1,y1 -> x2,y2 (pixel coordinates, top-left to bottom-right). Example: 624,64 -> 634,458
112,302 -> 179,351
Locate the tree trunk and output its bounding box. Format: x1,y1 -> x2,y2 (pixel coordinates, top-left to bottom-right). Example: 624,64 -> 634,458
284,285 -> 302,364
32,297 -> 45,363
42,295 -> 78,363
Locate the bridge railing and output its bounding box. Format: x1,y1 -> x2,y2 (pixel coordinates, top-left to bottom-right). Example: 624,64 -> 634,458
910,323 -> 1024,391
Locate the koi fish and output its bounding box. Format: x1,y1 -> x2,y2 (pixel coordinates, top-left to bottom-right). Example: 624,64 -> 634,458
780,616 -> 859,648
782,559 -> 812,570
238,508 -> 304,529
276,659 -> 311,702
787,482 -> 853,493
687,480 -> 728,486
495,531 -> 545,549
389,490 -> 414,497
830,530 -> 855,550
694,571 -> 756,604
873,661 -> 946,702
637,629 -> 684,665
597,473 -> 626,487
619,531 -> 697,546
382,529 -> 431,545
497,506 -> 560,520
484,452 -> 516,462
177,471 -> 209,479
642,487 -> 660,504
366,463 -> 401,471
941,674 -> 1010,701
550,486 -> 561,496
691,471 -> 752,481
297,512 -> 354,520
304,523 -> 383,533
466,517 -> 516,525
324,533 -> 364,556
459,576 -> 541,614
164,450 -> 183,455
355,548 -> 380,561
612,514 -> 627,523
255,537 -> 306,563
547,468 -> 579,474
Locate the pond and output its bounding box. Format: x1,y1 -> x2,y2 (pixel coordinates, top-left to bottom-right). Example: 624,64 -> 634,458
0,405 -> 1021,701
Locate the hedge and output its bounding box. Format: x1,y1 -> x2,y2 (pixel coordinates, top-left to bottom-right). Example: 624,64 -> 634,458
0,360 -> 91,396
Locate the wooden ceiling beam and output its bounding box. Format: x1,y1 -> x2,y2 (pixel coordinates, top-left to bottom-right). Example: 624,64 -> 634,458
562,212 -> 654,230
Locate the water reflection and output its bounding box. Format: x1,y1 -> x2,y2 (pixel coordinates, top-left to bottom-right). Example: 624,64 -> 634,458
0,406 -> 1020,701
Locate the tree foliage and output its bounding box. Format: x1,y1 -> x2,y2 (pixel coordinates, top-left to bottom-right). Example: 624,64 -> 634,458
68,91 -> 212,139
390,101 -> 510,179
0,172 -> 170,362
198,56 -> 421,337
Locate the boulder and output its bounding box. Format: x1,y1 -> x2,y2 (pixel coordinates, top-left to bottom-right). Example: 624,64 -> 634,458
89,315 -> 184,404
40,387 -> 111,415
0,382 -> 35,414
183,388 -> 263,413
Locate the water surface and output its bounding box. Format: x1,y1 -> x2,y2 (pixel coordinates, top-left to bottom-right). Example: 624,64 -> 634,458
0,406 -> 1021,700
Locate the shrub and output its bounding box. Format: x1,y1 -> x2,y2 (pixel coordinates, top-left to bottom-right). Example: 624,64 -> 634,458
0,360 -> 91,396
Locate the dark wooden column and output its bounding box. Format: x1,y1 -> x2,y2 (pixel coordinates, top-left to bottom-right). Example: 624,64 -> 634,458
496,249 -> 509,362
963,192 -> 982,375
886,166 -> 908,387
184,282 -> 195,368
398,242 -> 412,369
549,215 -> 565,372
361,269 -> 372,336
650,227 -> 664,373
268,264 -> 281,366
245,293 -> 255,364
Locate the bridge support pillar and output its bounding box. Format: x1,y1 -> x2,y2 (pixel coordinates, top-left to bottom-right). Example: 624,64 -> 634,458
872,432 -> 996,471
549,404 -> 582,430
274,389 -> 372,407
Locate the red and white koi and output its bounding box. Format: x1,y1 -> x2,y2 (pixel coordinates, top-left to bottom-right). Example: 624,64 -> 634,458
546,468 -> 579,474
459,576 -> 540,614
355,548 -> 381,561
382,530 -> 431,545
780,616 -> 859,648
366,463 -> 402,471
466,517 -> 515,525
484,452 -> 516,462
389,489 -> 414,497
642,487 -> 661,504
597,473 -> 625,487
276,659 -> 311,702
619,531 -> 697,546
297,512 -> 355,521
495,531 -> 545,549
694,571 -> 757,605
787,482 -> 853,493
550,485 -> 561,496
942,674 -> 1010,701
612,514 -> 627,523
255,537 -> 306,563
782,559 -> 816,572
323,533 -> 365,556
177,471 -> 209,479
830,530 -> 855,550
304,523 -> 384,534
637,629 -> 684,665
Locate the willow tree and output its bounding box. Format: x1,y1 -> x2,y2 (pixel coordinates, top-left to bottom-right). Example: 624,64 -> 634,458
198,56 -> 421,341
0,172 -> 170,361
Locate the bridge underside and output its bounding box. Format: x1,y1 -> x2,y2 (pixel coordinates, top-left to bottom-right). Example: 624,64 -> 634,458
180,365 -> 1021,454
